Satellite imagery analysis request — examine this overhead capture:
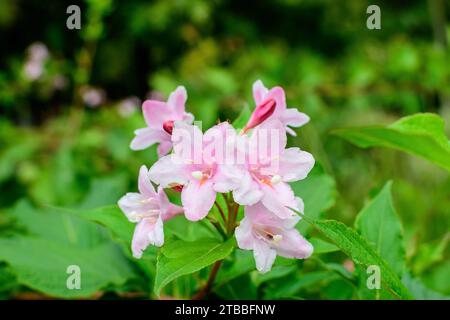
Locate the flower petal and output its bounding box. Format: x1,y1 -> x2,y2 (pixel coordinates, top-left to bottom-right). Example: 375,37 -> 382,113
138,165 -> 156,197
167,86 -> 187,115
131,217 -> 163,258
234,214 -> 254,250
181,179 -> 216,221
148,154 -> 189,188
252,80 -> 268,105
232,171 -> 263,206
279,148 -> 315,182
280,108 -> 309,128
275,229 -> 313,259
260,182 -> 298,219
130,128 -> 169,151
253,241 -> 277,273
157,186 -> 183,221
157,141 -> 172,157
142,100 -> 172,129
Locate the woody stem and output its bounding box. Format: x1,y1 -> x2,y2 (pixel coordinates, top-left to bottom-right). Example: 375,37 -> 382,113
192,260 -> 223,300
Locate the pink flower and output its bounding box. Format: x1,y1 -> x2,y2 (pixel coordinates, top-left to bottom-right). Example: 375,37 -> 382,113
118,165 -> 183,258
247,80 -> 310,136
130,86 -> 194,157
235,202 -> 313,273
148,122 -> 238,221
226,119 -> 315,219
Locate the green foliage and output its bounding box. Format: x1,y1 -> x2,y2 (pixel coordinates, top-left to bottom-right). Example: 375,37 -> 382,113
154,238 -> 235,295
300,215 -> 413,299
0,237 -> 136,298
355,182 -> 405,276
334,113 -> 450,172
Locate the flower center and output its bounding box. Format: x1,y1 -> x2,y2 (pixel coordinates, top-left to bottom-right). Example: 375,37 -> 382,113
253,225 -> 283,245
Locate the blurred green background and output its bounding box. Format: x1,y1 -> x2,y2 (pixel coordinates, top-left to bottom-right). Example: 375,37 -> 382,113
0,0 -> 449,299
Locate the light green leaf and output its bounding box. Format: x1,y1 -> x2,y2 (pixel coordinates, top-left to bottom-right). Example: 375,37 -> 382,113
402,273 -> 449,300
61,205 -> 134,245
355,181 -> 405,276
309,237 -> 340,254
334,113 -> 450,172
154,238 -> 235,295
298,215 -> 413,299
0,237 -> 136,298
291,172 -> 336,233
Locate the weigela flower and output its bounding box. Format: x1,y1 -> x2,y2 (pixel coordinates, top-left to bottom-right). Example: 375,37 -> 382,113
225,119 -> 315,219
245,80 -> 310,136
148,122 -> 239,221
130,86 -> 194,157
118,165 -> 183,258
235,202 -> 313,273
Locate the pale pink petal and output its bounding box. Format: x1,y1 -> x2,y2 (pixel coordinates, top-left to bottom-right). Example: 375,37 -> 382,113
279,148 -> 315,182
232,171 -> 263,206
167,86 -> 187,115
267,86 -> 286,113
130,128 -> 169,151
252,80 -> 268,105
181,180 -> 216,221
138,165 -> 156,197
234,215 -> 254,250
131,217 -> 163,258
157,186 -> 183,221
285,126 -> 297,136
213,164 -> 242,193
142,100 -> 172,129
260,182 -> 298,219
183,112 -> 195,124
253,241 -> 277,273
274,230 -> 313,259
280,108 -> 310,128
172,122 -> 204,163
157,141 -> 172,157
148,154 -> 189,188
118,192 -> 149,223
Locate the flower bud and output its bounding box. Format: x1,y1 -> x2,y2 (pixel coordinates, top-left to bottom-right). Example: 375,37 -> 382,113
243,98 -> 276,133
163,120 -> 175,135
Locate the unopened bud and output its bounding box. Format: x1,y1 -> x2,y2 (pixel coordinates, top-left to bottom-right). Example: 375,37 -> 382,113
243,98 -> 276,133
163,120 -> 174,135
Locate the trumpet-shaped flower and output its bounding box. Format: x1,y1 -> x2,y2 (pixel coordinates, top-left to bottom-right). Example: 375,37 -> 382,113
130,86 -> 194,157
235,202 -> 313,273
246,80 -> 309,136
226,119 -> 315,218
118,165 -> 183,258
149,122 -> 239,221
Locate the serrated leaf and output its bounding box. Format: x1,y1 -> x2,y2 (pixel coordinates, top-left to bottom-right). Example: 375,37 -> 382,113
309,237 -> 339,254
334,113 -> 450,172
154,238 -> 235,295
355,181 -> 405,276
298,215 -> 413,299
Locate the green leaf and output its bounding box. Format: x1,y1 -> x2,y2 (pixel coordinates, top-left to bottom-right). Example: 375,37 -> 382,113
402,273 -> 449,300
291,172 -> 336,233
334,113 -> 450,172
154,238 -> 235,295
299,215 -> 413,299
0,237 -> 136,298
61,205 -> 134,245
232,105 -> 251,130
355,181 -> 405,276
309,237 -> 340,254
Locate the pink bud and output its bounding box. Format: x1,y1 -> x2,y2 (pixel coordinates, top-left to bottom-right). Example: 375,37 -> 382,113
243,98 -> 276,133
163,120 -> 174,135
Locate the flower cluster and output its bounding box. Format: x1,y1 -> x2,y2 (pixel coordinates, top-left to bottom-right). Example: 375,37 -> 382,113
119,80 -> 315,273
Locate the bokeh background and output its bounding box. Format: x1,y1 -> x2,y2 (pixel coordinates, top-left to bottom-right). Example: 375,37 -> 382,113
0,0 -> 449,299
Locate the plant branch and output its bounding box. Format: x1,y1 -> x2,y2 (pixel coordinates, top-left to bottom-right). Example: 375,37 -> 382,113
192,260 -> 223,300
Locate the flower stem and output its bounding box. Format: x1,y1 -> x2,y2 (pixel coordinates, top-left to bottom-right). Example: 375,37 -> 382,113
192,260 -> 223,300
214,201 -> 226,225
